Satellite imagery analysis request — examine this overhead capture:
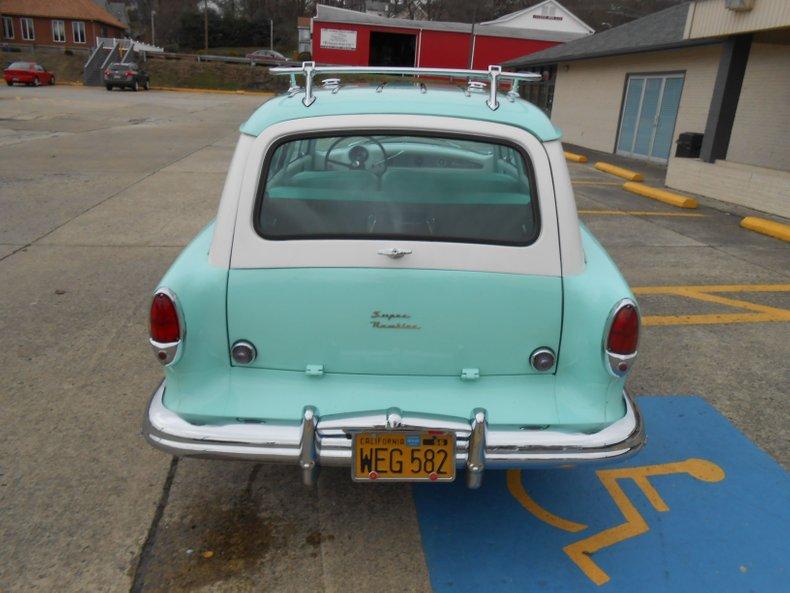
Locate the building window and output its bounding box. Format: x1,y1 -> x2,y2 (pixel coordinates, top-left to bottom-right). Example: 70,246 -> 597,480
20,17 -> 35,40
72,20 -> 86,44
521,65 -> 557,116
3,16 -> 13,39
52,19 -> 65,43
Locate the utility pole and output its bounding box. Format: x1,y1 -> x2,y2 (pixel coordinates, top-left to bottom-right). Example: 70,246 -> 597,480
270,18 -> 274,50
204,0 -> 209,51
150,9 -> 156,45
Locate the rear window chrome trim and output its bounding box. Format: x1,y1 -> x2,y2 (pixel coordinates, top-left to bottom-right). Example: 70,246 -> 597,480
252,130 -> 542,248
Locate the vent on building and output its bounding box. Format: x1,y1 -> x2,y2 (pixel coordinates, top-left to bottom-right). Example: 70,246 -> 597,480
725,0 -> 755,12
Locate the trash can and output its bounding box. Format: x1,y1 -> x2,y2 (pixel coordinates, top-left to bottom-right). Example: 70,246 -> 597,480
675,132 -> 704,158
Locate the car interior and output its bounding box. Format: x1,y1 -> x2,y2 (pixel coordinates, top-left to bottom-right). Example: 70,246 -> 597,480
258,135 -> 539,245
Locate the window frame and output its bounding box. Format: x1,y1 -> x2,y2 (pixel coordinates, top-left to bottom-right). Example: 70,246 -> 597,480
20,17 -> 34,41
3,16 -> 14,39
72,20 -> 86,44
52,19 -> 65,43
253,130 -> 542,248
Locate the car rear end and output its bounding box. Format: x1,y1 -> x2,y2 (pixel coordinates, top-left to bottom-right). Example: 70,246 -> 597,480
4,62 -> 33,85
143,95 -> 643,488
104,63 -> 139,89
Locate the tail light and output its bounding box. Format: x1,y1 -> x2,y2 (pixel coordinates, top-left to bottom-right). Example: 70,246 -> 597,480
125,70 -> 134,78
604,300 -> 639,376
149,289 -> 183,365
104,69 -> 111,77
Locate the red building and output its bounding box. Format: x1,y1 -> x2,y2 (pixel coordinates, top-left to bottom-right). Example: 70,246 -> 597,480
0,0 -> 127,50
311,2 -> 593,70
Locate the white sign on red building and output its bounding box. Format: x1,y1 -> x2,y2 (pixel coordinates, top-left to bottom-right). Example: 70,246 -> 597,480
320,28 -> 357,50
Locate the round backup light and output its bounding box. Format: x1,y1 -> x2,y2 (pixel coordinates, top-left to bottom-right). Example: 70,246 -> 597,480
231,340 -> 257,365
530,348 -> 556,372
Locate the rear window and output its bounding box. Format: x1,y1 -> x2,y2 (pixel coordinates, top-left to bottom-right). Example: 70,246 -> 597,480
110,63 -> 134,70
8,62 -> 31,69
255,134 -> 540,246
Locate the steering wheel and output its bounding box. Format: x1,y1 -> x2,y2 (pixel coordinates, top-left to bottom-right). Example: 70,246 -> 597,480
324,136 -> 388,176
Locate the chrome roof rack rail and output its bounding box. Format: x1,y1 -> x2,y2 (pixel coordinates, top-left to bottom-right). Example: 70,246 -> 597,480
269,62 -> 539,110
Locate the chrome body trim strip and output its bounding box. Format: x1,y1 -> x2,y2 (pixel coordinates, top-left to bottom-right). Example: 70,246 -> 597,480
143,381 -> 645,488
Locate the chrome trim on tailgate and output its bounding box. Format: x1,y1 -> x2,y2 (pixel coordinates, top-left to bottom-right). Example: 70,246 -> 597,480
143,381 -> 644,489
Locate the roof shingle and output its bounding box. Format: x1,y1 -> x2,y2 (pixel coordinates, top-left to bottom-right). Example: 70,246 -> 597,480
505,2 -> 693,67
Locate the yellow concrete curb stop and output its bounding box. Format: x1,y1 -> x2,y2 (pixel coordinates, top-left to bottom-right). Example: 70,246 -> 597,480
740,217 -> 790,242
564,151 -> 588,163
622,182 -> 699,209
594,162 -> 644,181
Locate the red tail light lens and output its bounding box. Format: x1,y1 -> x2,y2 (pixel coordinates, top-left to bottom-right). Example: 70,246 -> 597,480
125,70 -> 134,77
150,292 -> 180,343
104,69 -> 111,76
606,304 -> 639,355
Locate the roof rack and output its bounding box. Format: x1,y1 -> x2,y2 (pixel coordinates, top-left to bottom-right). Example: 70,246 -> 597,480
270,62 -> 540,110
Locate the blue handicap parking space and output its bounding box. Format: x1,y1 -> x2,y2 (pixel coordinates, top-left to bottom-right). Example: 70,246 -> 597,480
413,397 -> 789,592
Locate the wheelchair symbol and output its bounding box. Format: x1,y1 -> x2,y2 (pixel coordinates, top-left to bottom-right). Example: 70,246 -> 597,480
507,458 -> 725,586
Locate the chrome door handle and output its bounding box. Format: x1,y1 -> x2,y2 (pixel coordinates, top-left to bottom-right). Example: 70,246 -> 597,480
377,247 -> 412,259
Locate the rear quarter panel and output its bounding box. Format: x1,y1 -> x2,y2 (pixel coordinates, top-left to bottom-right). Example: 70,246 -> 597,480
557,225 -> 637,423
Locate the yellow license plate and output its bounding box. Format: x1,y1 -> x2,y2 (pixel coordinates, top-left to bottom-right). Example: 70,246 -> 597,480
353,431 -> 455,482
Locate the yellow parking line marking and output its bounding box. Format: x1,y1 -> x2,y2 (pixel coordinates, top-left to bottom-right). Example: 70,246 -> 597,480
578,210 -> 704,217
506,470 -> 588,533
643,312 -> 787,326
634,284 -> 790,326
634,283 -> 790,293
563,459 -> 725,586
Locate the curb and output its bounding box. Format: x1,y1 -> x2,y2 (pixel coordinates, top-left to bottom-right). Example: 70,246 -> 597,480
150,86 -> 273,96
594,162 -> 644,181
622,182 -> 699,209
564,151 -> 588,163
740,216 -> 790,242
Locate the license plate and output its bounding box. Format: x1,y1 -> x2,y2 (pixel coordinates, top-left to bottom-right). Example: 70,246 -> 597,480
353,431 -> 455,482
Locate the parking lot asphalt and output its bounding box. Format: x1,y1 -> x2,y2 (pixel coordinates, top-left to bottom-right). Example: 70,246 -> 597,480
1,86 -> 788,593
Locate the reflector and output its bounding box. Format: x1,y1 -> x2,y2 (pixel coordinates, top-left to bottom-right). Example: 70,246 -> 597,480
607,304 -> 639,354
150,293 -> 180,343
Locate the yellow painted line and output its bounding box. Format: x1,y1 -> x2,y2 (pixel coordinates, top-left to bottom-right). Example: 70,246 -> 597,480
564,459 -> 724,585
578,209 -> 704,217
506,470 -> 588,533
593,161 -> 644,181
564,150 -> 588,163
634,284 -> 790,326
622,182 -> 698,209
740,216 -> 790,242
643,312 -> 789,326
634,283 -> 790,294
150,86 -> 273,96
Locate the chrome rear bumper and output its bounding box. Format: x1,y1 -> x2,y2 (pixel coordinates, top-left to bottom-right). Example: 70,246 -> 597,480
143,381 -> 644,489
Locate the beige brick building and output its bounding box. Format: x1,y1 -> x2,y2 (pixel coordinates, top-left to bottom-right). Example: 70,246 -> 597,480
508,0 -> 790,218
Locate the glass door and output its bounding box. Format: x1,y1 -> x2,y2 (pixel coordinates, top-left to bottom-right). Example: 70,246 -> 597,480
617,74 -> 684,162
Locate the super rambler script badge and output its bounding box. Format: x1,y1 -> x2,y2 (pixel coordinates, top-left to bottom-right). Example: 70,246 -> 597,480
370,311 -> 421,330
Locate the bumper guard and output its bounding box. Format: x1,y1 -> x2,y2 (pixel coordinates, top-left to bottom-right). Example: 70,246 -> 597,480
143,381 -> 644,489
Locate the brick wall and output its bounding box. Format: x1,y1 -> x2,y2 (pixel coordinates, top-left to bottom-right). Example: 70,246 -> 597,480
0,15 -> 123,49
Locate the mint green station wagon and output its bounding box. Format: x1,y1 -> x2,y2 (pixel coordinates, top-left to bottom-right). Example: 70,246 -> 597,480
144,64 -> 644,488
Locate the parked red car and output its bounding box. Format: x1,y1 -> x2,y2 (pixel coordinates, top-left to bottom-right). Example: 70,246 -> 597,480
4,61 -> 55,86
